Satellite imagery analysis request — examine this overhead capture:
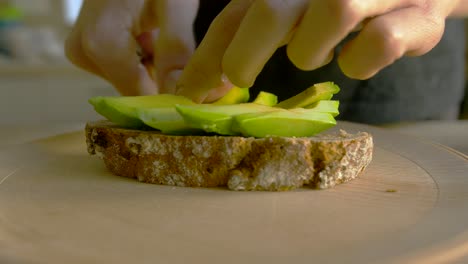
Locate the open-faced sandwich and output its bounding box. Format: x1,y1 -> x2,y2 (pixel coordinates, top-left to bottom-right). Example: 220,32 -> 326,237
86,82 -> 373,191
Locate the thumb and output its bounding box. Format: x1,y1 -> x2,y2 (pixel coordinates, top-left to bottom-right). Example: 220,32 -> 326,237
153,0 -> 199,94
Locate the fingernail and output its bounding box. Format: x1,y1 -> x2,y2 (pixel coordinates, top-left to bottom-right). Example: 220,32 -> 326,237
220,73 -> 232,86
163,69 -> 183,94
204,75 -> 235,103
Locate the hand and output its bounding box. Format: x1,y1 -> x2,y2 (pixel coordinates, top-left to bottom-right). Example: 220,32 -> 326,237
177,0 -> 459,102
65,0 -> 198,96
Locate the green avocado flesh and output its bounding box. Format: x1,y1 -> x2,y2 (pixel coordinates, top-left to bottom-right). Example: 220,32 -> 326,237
252,91 -> 278,106
89,94 -> 194,128
275,82 -> 340,109
212,86 -> 250,105
89,82 -> 341,138
305,100 -> 340,117
233,109 -> 336,138
137,87 -> 252,133
138,108 -> 202,135
176,103 -> 276,136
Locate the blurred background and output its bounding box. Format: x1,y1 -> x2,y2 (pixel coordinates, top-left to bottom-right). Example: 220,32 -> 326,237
0,0 -> 117,126
0,0 -> 467,127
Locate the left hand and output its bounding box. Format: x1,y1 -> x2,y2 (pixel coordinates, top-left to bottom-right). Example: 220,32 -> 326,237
65,0 -> 199,96
176,0 -> 460,102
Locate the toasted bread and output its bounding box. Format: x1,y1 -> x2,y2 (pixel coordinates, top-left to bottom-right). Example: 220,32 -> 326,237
86,120 -> 373,191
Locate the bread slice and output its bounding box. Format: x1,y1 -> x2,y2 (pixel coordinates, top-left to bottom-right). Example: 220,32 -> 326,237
86,120 -> 373,191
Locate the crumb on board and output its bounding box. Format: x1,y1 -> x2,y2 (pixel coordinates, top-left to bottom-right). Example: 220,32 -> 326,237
386,189 -> 397,193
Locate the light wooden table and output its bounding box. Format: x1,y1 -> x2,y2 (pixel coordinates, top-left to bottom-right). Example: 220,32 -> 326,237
0,122 -> 468,264
1,121 -> 467,264
1,121 -> 466,154
385,120 -> 468,155
0,122 -> 85,147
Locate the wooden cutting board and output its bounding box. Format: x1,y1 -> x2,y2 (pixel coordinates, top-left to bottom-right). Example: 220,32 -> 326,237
0,122 -> 467,264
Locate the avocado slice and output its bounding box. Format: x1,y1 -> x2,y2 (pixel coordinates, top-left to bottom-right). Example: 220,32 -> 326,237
175,103 -> 276,135
252,91 -> 278,106
140,90 -> 275,134
233,109 -> 336,138
138,108 -> 202,135
304,100 -> 340,117
275,82 -> 340,109
212,86 -> 250,105
89,94 -> 194,128
137,87 -> 251,134
89,87 -> 250,129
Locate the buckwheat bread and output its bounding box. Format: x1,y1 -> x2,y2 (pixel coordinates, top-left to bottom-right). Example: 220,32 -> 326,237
86,120 -> 373,191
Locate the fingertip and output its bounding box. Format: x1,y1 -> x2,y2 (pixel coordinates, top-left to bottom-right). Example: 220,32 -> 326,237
175,86 -> 206,103
337,53 -> 376,80
175,73 -> 207,103
221,58 -> 254,89
285,44 -> 303,69
286,44 -> 334,71
174,68 -> 209,103
323,51 -> 335,67
175,56 -> 226,103
110,62 -> 158,96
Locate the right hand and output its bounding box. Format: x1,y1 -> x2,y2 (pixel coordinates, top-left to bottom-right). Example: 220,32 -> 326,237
65,0 -> 199,96
176,0 -> 454,103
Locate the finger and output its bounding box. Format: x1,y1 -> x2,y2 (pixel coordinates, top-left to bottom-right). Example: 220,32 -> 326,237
64,1 -> 106,78
222,0 -> 308,88
154,0 -> 200,94
287,0 -> 412,71
338,7 -> 445,79
65,28 -> 106,78
82,29 -> 158,96
176,0 -> 254,103
81,22 -> 157,96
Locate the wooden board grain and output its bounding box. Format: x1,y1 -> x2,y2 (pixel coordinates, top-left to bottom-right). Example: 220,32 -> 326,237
0,122 -> 467,264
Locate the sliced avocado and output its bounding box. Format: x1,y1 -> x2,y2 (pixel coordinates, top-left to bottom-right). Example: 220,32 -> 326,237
89,94 -> 194,128
304,100 -> 340,117
212,86 -> 250,105
175,103 -> 276,135
252,91 -> 278,106
233,109 -> 336,138
138,108 -> 202,135
137,87 -> 251,134
275,82 -> 340,109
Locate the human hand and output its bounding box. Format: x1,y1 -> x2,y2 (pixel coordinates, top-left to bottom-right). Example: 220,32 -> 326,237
65,0 -> 198,96
177,0 -> 459,102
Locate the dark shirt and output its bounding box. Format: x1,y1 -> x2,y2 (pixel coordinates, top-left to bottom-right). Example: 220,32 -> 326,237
195,1 -> 466,124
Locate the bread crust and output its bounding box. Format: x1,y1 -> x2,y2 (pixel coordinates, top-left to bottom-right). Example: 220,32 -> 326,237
86,121 -> 373,191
